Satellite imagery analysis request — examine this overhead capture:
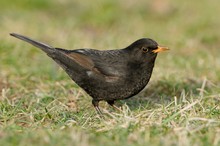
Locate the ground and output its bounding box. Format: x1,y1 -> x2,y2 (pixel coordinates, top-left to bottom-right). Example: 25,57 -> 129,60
0,0 -> 220,146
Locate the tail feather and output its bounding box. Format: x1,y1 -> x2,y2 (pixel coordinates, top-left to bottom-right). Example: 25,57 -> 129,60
10,33 -> 84,78
10,33 -> 55,55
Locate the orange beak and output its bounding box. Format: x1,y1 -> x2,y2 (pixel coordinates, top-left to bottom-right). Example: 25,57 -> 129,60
152,46 -> 169,53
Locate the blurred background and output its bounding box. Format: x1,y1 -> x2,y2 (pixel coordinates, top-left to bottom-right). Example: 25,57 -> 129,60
0,1 -> 220,145
0,0 -> 219,95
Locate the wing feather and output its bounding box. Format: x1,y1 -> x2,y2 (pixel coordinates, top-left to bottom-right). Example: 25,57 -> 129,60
65,49 -> 127,82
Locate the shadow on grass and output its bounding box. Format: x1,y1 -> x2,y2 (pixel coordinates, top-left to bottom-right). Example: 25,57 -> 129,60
119,78 -> 209,111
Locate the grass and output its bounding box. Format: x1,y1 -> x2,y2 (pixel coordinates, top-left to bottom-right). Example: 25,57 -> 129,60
0,0 -> 220,145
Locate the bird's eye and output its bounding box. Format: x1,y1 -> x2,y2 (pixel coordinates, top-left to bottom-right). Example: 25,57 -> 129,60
142,47 -> 148,53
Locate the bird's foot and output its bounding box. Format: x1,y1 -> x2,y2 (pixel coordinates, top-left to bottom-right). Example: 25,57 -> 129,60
92,99 -> 103,115
107,100 -> 122,112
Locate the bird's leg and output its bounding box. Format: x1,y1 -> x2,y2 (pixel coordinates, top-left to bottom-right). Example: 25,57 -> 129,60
92,99 -> 102,115
107,100 -> 122,112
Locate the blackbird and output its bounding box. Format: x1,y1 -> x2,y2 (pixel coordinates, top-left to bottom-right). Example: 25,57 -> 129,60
10,33 -> 168,114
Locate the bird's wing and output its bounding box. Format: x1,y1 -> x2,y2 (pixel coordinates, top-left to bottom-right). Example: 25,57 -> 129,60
63,49 -> 127,82
10,33 -> 126,83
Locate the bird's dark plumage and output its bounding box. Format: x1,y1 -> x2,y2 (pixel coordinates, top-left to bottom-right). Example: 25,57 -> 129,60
10,33 -> 168,114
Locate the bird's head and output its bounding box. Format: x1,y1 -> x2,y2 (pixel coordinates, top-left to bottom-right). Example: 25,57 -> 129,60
126,38 -> 169,63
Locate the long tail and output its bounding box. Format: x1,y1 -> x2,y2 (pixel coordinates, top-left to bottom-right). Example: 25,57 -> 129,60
10,33 -> 78,75
10,33 -> 56,55
10,33 -> 88,81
